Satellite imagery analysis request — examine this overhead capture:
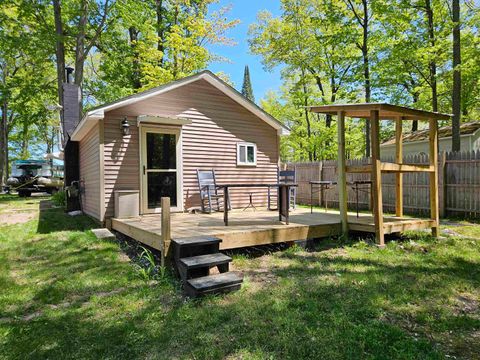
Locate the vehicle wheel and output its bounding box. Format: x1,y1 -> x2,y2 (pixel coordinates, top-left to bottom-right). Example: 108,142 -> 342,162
20,190 -> 32,197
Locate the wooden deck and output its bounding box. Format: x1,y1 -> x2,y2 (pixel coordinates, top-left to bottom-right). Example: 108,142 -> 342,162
111,208 -> 436,254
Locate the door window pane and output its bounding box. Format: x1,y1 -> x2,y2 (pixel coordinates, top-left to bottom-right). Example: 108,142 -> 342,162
147,172 -> 177,208
147,133 -> 176,169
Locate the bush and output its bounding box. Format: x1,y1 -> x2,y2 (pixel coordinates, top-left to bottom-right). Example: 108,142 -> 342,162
51,190 -> 66,207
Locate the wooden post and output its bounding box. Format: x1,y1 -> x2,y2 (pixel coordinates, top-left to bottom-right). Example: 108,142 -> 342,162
395,117 -> 403,217
439,151 -> 446,218
161,197 -> 171,267
429,119 -> 439,237
337,111 -> 348,237
370,110 -> 384,246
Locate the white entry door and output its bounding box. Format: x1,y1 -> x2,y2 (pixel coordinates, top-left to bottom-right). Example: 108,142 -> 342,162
140,126 -> 182,213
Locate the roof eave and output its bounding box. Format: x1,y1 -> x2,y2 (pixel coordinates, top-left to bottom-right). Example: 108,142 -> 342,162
70,110 -> 104,141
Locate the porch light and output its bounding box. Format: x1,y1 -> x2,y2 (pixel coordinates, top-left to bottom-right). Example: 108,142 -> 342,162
121,118 -> 130,136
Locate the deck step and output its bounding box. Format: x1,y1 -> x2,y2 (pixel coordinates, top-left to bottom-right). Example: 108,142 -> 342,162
172,236 -> 222,247
185,272 -> 243,297
172,236 -> 222,261
179,253 -> 231,270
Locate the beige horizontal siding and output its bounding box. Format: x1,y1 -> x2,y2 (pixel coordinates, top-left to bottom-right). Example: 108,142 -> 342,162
79,123 -> 101,220
103,114 -> 140,218
102,79 -> 279,218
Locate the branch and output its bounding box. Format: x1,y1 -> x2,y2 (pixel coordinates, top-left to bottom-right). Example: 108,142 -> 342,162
405,59 -> 431,86
84,0 -> 111,56
344,0 -> 365,27
306,66 -> 326,98
336,63 -> 353,91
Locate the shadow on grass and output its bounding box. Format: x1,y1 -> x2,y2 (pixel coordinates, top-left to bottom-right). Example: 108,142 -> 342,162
3,234 -> 479,359
36,200 -> 98,234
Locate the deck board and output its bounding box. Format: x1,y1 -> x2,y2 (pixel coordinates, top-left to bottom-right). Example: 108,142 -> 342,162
111,208 -> 435,253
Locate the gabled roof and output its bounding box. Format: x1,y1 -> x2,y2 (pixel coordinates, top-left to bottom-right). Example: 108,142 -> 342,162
71,70 -> 289,140
382,121 -> 480,146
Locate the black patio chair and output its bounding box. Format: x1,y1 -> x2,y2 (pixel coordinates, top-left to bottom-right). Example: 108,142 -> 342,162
268,168 -> 297,210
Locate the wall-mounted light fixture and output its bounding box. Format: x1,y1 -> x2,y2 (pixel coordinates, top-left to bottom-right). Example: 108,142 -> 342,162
121,118 -> 130,136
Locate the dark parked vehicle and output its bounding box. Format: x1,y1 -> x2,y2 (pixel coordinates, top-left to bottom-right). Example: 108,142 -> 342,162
6,160 -> 64,197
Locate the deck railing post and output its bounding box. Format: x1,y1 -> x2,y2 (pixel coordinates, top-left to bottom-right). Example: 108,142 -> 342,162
337,111 -> 348,237
429,119 -> 439,237
395,117 -> 403,217
370,110 -> 385,246
161,197 -> 171,267
439,151 -> 447,218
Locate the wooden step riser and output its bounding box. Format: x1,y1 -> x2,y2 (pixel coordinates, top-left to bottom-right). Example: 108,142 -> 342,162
185,283 -> 242,297
174,243 -> 220,261
177,263 -> 230,282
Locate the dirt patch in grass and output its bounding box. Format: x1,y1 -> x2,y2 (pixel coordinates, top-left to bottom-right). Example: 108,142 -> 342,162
454,294 -> 479,316
0,211 -> 36,225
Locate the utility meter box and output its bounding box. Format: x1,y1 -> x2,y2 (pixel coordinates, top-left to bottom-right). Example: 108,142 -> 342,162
114,190 -> 139,218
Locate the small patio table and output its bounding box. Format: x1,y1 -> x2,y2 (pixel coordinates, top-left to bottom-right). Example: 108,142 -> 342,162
217,183 -> 298,226
309,180 -> 373,217
309,180 -> 337,213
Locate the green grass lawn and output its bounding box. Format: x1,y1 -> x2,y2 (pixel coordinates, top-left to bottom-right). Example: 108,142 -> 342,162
0,195 -> 479,359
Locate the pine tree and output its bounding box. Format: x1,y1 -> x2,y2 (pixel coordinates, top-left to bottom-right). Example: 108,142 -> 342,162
241,65 -> 255,103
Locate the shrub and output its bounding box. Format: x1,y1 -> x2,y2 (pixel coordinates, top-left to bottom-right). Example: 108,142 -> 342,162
51,190 -> 66,207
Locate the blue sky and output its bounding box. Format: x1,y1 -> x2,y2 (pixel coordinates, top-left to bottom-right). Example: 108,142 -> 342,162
207,0 -> 283,102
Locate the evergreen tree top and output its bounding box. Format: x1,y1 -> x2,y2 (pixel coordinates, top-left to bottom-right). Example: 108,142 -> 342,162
241,65 -> 255,103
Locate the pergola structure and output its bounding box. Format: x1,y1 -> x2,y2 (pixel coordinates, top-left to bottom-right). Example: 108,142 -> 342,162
309,103 -> 451,246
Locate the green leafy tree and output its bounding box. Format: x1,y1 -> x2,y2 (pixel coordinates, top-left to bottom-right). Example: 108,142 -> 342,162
0,1 -> 57,182
87,0 -> 239,104
250,0 -> 363,160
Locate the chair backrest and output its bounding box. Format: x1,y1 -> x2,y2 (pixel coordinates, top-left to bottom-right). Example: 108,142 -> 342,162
279,170 -> 296,184
197,169 -> 217,198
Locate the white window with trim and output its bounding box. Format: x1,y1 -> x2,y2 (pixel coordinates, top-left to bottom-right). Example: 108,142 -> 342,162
237,142 -> 257,166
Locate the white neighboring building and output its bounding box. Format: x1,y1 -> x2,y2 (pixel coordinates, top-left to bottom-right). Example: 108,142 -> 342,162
381,121 -> 480,158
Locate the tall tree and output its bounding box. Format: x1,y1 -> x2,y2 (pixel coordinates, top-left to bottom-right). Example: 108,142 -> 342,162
88,0 -> 239,104
451,0 -> 461,151
241,65 -> 255,102
344,0 -> 373,156
250,0 -> 359,128
0,1 -> 56,183
52,0 -> 65,120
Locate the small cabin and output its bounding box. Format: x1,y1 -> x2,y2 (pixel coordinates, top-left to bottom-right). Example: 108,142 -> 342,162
70,71 -> 289,223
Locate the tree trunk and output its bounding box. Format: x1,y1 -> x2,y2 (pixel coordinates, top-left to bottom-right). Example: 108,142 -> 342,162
74,0 -> 88,116
362,0 -> 371,158
451,0 -> 461,151
21,122 -> 29,159
425,0 -> 438,112
0,101 -> 7,185
129,27 -> 141,89
172,3 -> 179,78
156,0 -> 164,65
301,69 -> 314,161
412,90 -> 419,132
326,90 -> 337,128
53,0 -> 65,119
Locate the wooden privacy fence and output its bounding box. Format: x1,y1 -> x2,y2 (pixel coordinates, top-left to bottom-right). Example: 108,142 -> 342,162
285,150 -> 480,218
